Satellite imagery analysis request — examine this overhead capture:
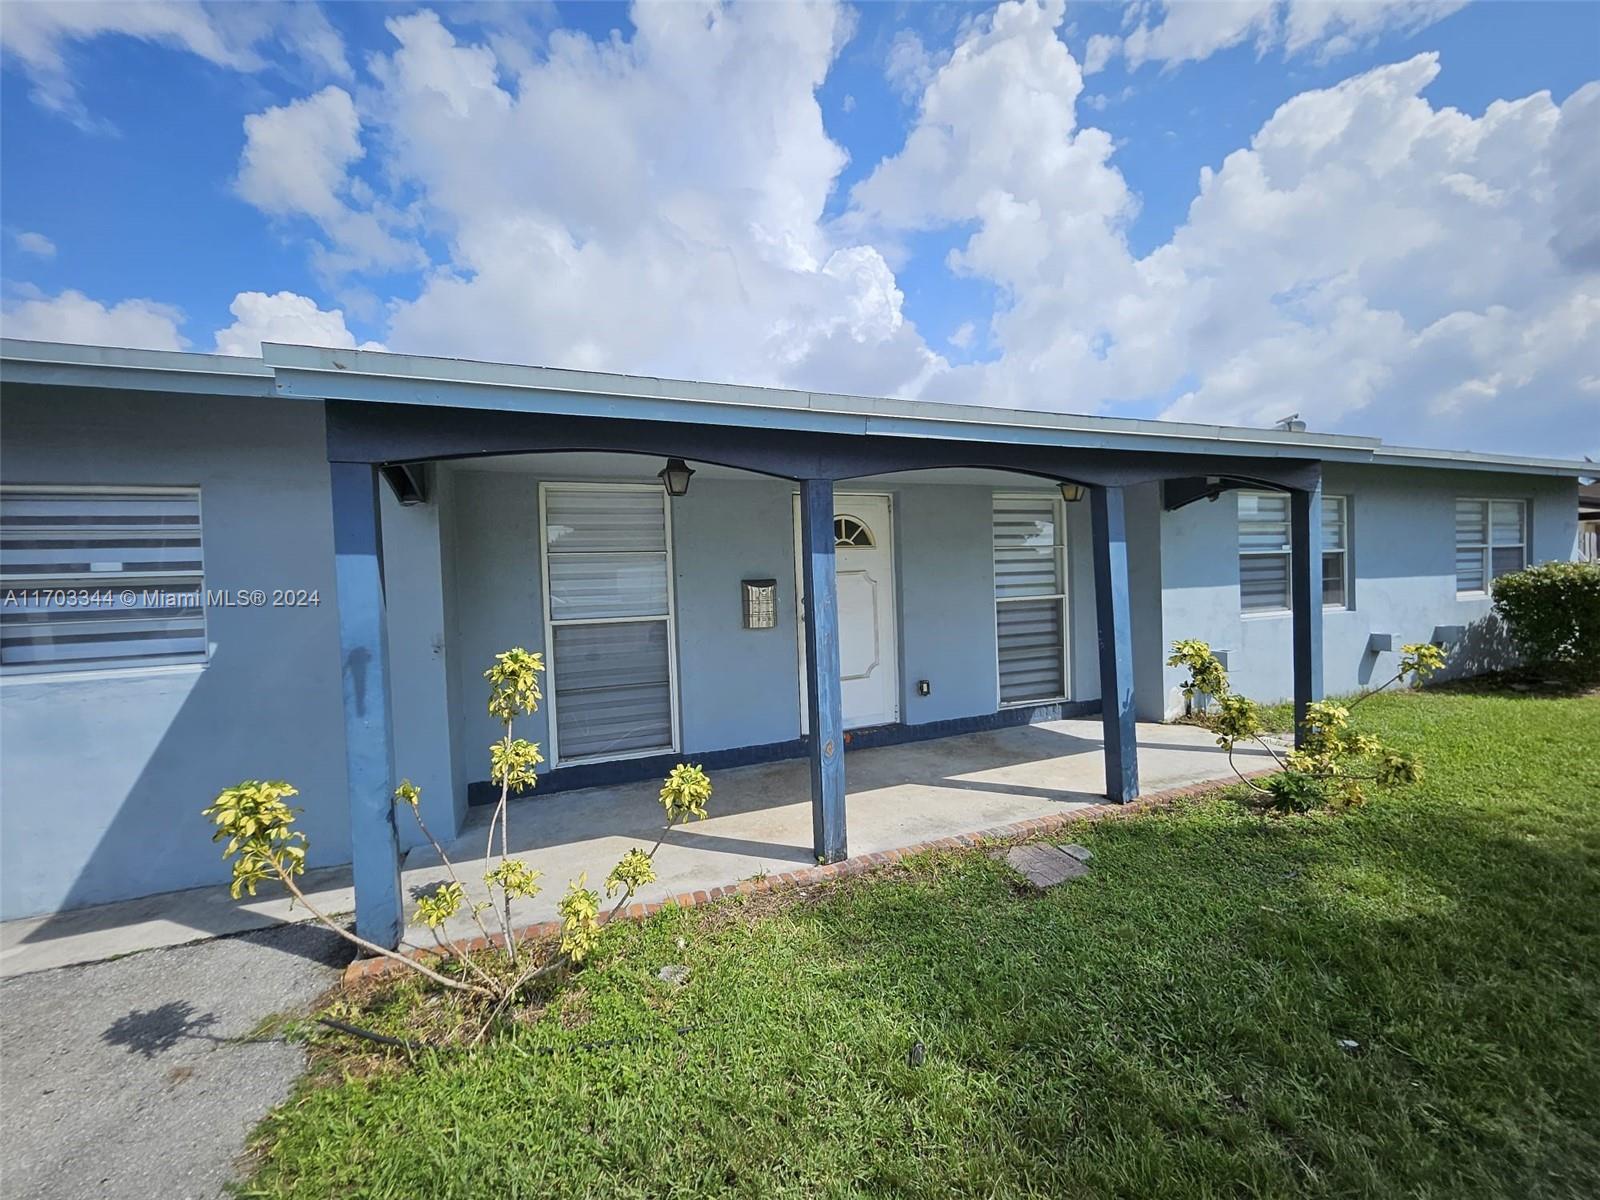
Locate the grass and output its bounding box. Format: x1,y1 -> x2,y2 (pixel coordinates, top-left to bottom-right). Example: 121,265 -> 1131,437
241,690 -> 1600,1199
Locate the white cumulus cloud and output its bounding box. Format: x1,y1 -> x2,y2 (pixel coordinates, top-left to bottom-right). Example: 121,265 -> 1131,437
360,4 -> 939,393
1095,0 -> 1466,73
854,1 -> 1600,455
13,0 -> 1594,459
212,291 -> 383,357
1082,33 -> 1118,75
1,289 -> 185,349
235,87 -> 419,275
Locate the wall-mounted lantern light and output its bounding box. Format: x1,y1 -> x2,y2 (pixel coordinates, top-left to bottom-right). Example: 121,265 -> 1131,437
658,457 -> 695,497
1059,482 -> 1086,503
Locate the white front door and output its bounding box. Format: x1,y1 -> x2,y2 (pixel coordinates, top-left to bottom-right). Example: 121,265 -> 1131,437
794,493 -> 899,731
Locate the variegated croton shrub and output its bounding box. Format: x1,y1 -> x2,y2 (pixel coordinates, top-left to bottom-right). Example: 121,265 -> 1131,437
203,648 -> 713,1003
1166,637 -> 1446,815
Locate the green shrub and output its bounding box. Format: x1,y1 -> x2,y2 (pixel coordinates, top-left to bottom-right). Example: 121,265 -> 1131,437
1165,640 -> 1444,816
1492,561 -> 1600,681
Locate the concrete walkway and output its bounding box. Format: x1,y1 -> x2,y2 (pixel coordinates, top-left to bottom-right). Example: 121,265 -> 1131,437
2,863 -> 359,977
3,718 -> 1274,973
1,923 -> 347,1200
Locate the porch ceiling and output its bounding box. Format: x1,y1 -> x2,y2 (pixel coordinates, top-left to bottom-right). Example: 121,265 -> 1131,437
401,719 -> 1285,947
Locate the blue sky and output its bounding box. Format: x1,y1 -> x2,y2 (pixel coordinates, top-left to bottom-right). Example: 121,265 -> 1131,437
1,1 -> 1596,456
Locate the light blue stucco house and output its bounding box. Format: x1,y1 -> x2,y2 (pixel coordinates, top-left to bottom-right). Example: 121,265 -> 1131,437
0,339 -> 1586,943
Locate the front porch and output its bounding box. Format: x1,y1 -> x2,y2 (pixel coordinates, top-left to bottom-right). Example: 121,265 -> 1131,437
401,717 -> 1282,947
0,718 -> 1280,975
296,345 -> 1329,948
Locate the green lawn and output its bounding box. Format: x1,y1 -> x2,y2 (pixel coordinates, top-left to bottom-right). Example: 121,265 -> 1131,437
244,690 -> 1600,1199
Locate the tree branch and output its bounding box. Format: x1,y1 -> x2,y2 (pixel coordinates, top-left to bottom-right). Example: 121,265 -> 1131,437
277,871 -> 492,997
406,805 -> 496,948
426,924 -> 500,991
1225,746 -> 1270,793
1346,668 -> 1407,711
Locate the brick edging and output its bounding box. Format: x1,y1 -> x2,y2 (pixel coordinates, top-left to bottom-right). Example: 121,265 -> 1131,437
343,769 -> 1274,986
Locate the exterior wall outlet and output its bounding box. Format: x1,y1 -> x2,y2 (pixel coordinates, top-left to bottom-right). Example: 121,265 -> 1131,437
917,679 -> 931,696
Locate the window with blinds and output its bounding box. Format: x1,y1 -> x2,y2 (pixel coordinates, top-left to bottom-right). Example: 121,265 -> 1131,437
0,486 -> 207,674
993,494 -> 1068,705
1455,498 -> 1525,594
1238,491 -> 1292,613
1239,491 -> 1351,613
541,484 -> 677,763
1322,496 -> 1350,610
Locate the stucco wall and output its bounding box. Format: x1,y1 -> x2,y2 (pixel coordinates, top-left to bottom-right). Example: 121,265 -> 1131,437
891,483 -> 1003,723
443,467 -> 547,797
672,480 -> 805,749
442,470 -> 809,787
438,470 -> 1092,792
1155,464 -> 1580,716
380,478 -> 459,847
5,404 -> 1578,922
1065,493 -> 1103,704
888,480 -> 1099,722
0,386 -> 351,920
1124,482 -> 1167,721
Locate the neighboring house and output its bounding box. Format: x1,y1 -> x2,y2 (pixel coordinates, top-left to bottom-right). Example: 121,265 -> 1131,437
0,340 -> 1584,940
1580,481 -> 1600,562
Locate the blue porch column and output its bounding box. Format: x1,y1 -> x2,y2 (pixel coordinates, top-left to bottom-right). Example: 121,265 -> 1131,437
1090,484 -> 1140,803
1290,480 -> 1325,747
328,462 -> 404,948
798,478 -> 847,863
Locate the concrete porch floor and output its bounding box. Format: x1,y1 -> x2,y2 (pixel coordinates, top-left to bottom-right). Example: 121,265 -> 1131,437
404,717 -> 1278,948
2,719 -> 1277,976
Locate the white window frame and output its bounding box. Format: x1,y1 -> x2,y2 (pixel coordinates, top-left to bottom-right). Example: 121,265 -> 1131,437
536,481 -> 681,768
1455,497 -> 1526,597
1238,489 -> 1292,618
992,491 -> 1071,708
1238,491 -> 1353,616
0,483 -> 208,678
1322,495 -> 1351,612
1581,520 -> 1600,564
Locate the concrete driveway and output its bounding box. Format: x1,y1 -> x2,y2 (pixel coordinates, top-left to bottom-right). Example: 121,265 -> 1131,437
1,924 -> 349,1200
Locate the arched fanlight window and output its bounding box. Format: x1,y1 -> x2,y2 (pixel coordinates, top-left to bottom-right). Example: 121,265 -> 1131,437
834,515 -> 875,548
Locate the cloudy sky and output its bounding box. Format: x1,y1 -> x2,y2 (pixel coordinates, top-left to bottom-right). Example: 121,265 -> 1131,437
1,0 -> 1595,457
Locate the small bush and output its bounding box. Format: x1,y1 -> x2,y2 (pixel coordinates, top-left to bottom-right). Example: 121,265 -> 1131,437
206,649 -> 716,1016
1492,561 -> 1600,682
1166,639 -> 1443,817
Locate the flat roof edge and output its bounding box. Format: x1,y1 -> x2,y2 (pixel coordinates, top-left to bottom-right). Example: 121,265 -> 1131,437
0,338 -> 275,399
1,339 -> 272,378
2,339 -> 1590,476
261,342 -> 1383,455
1369,446 -> 1595,478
